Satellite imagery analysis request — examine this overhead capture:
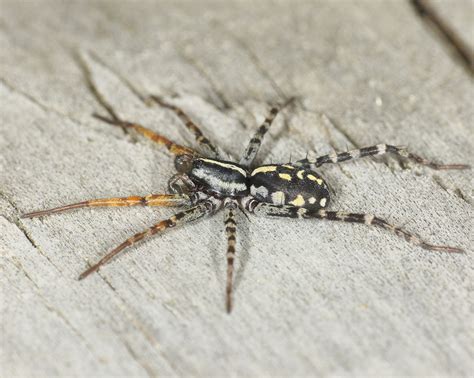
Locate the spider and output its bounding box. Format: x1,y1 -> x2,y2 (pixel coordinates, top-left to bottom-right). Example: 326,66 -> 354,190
23,96 -> 469,312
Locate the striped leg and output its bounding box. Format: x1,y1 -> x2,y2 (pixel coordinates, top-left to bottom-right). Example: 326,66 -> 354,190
93,114 -> 195,156
239,107 -> 280,167
21,194 -> 190,218
243,199 -> 464,253
150,95 -> 220,158
224,205 -> 238,313
296,144 -> 470,170
78,201 -> 216,279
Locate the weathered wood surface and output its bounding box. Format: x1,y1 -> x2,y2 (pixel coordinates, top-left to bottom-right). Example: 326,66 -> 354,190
429,0 -> 474,59
1,1 -> 473,377
417,0 -> 474,72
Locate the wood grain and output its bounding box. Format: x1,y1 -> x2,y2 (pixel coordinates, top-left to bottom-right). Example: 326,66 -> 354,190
1,1 -> 472,376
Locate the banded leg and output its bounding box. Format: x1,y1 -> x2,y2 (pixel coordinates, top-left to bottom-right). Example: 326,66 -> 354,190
21,194 -> 190,218
296,144 -> 470,170
93,114 -> 195,156
239,107 -> 280,167
150,95 -> 220,158
243,199 -> 464,253
224,204 -> 238,313
78,201 -> 215,279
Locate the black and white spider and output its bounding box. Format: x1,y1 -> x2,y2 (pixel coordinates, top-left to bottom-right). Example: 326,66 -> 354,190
23,96 -> 469,312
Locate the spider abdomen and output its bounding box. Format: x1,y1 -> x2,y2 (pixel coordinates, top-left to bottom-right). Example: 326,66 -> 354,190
249,164 -> 330,209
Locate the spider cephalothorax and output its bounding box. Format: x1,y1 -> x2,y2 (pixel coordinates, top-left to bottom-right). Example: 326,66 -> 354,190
186,157 -> 249,197
23,96 -> 469,312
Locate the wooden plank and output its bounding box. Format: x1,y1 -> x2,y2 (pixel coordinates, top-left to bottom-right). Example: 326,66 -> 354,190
430,0 -> 474,50
1,1 -> 472,376
414,0 -> 474,72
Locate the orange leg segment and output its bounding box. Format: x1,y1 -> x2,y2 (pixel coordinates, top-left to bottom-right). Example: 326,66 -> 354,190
21,194 -> 190,219
93,114 -> 195,156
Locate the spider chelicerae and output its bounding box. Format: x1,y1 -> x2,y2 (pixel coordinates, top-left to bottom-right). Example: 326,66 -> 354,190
23,96 -> 469,312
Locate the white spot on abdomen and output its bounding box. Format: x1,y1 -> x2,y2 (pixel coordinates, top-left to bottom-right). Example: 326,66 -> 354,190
251,185 -> 269,199
271,191 -> 286,205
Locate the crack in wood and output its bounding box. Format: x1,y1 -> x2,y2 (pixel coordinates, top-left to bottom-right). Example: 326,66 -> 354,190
8,257 -> 97,358
0,77 -> 135,146
216,20 -> 289,102
1,191 -> 40,250
411,0 -> 474,76
322,113 -> 361,150
91,271 -> 179,373
0,77 -> 83,126
0,190 -> 65,274
121,338 -> 157,378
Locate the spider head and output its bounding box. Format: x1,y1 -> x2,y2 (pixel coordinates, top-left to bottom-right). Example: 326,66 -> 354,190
174,154 -> 194,173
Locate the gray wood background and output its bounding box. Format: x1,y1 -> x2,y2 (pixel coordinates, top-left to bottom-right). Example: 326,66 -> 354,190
1,1 -> 473,377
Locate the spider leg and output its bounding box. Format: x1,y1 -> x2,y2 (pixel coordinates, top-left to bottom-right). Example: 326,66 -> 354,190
223,203 -> 238,313
93,113 -> 195,156
168,174 -> 196,194
239,98 -> 297,167
149,95 -> 220,158
239,107 -> 280,167
295,144 -> 470,170
78,200 -> 219,280
242,198 -> 464,253
21,194 -> 190,218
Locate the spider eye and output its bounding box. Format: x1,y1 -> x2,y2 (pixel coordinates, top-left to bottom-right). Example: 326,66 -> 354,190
175,154 -> 193,173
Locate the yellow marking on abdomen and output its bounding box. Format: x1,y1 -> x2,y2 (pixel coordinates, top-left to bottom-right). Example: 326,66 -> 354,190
307,174 -> 323,185
282,165 -> 295,169
296,170 -> 305,180
289,195 -> 305,207
251,165 -> 278,175
278,173 -> 292,181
